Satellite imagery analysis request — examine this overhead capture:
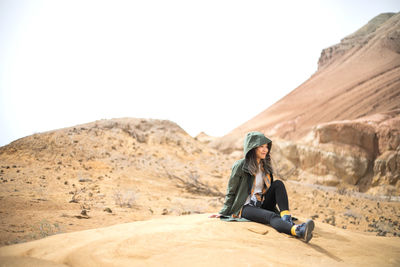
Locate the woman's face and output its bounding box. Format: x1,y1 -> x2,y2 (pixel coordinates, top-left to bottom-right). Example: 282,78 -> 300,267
255,144 -> 269,161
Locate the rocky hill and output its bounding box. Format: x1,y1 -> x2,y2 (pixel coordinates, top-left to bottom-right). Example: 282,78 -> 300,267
211,13 -> 400,196
0,118 -> 233,246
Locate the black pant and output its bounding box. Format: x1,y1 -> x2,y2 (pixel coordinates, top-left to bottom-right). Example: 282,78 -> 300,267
241,180 -> 292,235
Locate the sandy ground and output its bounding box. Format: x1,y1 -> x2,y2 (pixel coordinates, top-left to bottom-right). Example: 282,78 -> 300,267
1,120 -> 399,266
1,153 -> 400,247
0,214 -> 399,267
1,12 -> 400,267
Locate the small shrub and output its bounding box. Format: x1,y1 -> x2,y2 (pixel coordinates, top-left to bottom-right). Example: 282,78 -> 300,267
113,189 -> 136,208
337,187 -> 348,195
32,219 -> 63,239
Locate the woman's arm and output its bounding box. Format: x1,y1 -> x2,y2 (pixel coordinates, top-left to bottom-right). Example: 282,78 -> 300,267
218,162 -> 242,216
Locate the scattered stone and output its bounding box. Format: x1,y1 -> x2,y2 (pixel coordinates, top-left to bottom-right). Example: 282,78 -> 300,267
162,208 -> 169,215
323,216 -> 336,226
75,215 -> 90,219
344,210 -> 361,219
79,178 -> 92,183
104,208 -> 112,213
69,196 -> 79,203
377,230 -> 387,236
311,214 -> 319,220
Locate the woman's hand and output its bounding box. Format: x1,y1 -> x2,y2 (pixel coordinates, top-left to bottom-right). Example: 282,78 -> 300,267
208,214 -> 221,218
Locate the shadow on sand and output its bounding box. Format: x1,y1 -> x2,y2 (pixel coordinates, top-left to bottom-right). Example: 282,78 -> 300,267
308,243 -> 343,262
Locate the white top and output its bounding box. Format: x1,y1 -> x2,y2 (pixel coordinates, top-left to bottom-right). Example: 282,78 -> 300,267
244,168 -> 264,206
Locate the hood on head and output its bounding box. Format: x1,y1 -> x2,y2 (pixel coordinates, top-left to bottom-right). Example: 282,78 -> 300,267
243,131 -> 272,158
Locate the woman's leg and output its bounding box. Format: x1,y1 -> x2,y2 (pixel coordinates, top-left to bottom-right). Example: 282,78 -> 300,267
262,180 -> 289,212
241,205 -> 292,235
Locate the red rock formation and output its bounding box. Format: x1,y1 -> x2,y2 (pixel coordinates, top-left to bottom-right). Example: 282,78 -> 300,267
213,13 -> 400,195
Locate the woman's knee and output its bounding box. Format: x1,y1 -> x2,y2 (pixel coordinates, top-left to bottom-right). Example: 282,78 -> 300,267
273,180 -> 285,188
269,215 -> 286,232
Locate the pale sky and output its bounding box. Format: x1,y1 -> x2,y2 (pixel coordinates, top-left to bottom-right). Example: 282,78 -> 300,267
0,0 -> 399,146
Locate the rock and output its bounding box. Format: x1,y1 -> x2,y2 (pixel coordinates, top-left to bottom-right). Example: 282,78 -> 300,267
75,210 -> 90,219
323,215 -> 336,226
79,178 -> 93,183
162,208 -> 169,215
195,132 -> 216,144
376,117 -> 400,152
372,150 -> 400,187
75,215 -> 90,219
269,113 -> 400,195
318,13 -> 396,69
274,139 -> 369,186
315,121 -> 378,158
103,208 -> 112,213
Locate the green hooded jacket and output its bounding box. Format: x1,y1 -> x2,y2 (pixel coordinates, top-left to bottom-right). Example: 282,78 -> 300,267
219,132 -> 273,221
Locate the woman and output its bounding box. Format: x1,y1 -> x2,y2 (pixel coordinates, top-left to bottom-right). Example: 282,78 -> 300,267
210,131 -> 315,243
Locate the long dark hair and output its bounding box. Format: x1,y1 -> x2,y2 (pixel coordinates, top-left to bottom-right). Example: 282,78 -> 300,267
246,148 -> 273,177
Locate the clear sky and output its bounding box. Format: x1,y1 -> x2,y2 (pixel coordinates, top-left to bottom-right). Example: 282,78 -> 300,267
0,0 -> 399,146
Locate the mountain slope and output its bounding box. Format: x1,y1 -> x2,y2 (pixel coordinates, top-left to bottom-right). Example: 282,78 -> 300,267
211,13 -> 400,195
231,12 -> 400,140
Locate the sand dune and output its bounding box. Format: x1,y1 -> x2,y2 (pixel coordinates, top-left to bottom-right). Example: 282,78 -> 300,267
1,214 -> 399,267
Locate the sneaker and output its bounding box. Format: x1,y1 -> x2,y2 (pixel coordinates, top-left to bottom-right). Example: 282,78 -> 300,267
295,219 -> 315,243
282,214 -> 294,226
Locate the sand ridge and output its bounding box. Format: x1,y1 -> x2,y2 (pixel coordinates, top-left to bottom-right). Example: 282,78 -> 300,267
0,214 -> 399,267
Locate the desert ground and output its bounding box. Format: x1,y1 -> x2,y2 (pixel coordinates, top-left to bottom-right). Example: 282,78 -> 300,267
0,214 -> 399,267
0,119 -> 399,266
1,12 -> 400,267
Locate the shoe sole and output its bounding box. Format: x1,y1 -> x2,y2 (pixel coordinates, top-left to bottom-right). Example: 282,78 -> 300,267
303,219 -> 315,243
